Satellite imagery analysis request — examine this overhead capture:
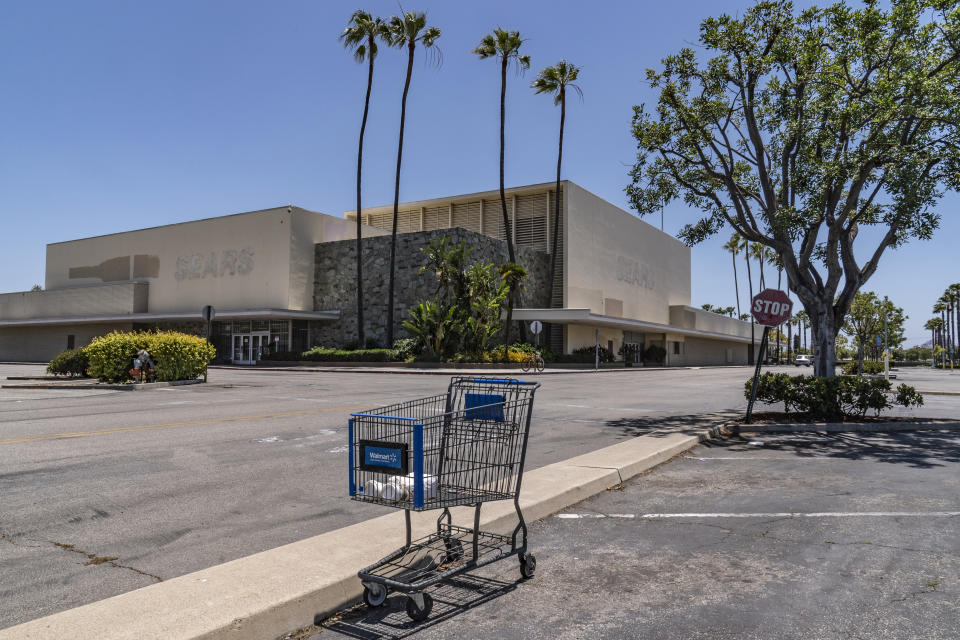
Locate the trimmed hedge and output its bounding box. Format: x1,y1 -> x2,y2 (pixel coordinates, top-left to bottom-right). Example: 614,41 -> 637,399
47,348 -> 90,377
745,372 -> 923,421
300,347 -> 399,362
86,331 -> 216,383
841,360 -> 885,375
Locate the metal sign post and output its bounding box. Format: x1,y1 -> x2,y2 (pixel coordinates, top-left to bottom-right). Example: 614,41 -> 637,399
529,320 -> 542,350
745,289 -> 794,424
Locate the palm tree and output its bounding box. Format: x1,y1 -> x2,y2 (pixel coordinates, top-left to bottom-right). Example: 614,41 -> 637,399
925,317 -> 942,367
384,11 -> 441,345
934,299 -> 948,367
473,28 -> 530,264
795,310 -> 809,352
498,262 -> 528,359
722,233 -> 742,318
340,10 -> 387,347
532,60 -> 581,348
750,242 -> 768,289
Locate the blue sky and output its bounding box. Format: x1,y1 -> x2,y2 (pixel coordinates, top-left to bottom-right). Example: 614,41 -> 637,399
0,0 -> 953,345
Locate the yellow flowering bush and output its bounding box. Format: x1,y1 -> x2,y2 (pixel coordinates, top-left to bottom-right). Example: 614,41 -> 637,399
86,331 -> 216,383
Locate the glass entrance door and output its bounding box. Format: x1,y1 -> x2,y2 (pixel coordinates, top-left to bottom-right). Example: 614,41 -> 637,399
232,333 -> 270,364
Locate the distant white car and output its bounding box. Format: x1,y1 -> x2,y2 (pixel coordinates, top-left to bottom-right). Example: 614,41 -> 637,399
795,354 -> 812,366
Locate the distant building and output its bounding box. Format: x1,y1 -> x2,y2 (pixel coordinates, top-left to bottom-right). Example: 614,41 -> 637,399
0,182 -> 754,365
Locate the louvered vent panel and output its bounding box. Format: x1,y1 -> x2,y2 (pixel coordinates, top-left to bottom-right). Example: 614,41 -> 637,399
515,193 -> 547,251
397,209 -> 421,233
422,205 -> 446,231
482,198 -> 507,241
452,201 -> 482,233
367,212 -> 392,231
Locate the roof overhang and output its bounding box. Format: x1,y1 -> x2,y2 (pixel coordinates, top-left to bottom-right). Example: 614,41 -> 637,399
0,309 -> 340,328
511,308 -> 754,344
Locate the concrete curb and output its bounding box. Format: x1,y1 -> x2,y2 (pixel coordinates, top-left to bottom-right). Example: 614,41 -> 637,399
0,429 -> 719,640
209,365 -> 753,376
732,420 -> 960,434
1,379 -> 204,391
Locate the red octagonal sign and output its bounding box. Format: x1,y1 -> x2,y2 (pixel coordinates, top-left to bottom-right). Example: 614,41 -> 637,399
751,289 -> 793,326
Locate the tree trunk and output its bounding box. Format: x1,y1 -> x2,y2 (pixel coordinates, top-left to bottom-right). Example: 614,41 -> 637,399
744,242 -> 755,363
499,58 -> 516,264
388,43 -> 416,346
807,300 -> 839,378
547,87 -> 565,352
354,42 -> 375,347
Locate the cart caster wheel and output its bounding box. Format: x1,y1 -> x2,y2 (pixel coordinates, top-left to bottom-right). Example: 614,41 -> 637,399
363,584 -> 387,608
520,553 -> 536,579
443,536 -> 463,563
406,593 -> 433,622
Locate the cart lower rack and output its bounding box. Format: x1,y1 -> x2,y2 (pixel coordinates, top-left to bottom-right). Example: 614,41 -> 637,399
348,377 -> 540,621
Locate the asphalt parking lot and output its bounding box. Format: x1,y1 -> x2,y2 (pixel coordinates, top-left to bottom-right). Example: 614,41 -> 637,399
1,363 -> 956,630
314,429 -> 960,640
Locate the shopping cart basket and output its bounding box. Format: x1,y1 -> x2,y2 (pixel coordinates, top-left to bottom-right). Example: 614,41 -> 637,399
348,376 -> 540,621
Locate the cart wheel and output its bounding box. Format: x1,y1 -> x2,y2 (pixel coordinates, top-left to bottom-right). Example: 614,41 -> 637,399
363,584 -> 387,608
519,553 -> 536,579
443,536 -> 463,563
406,593 -> 433,622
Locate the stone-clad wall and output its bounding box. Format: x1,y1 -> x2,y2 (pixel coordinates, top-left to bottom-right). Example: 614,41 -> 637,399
312,228 -> 551,348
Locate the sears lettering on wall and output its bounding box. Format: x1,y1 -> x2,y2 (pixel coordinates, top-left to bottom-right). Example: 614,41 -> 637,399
616,256 -> 654,291
175,248 -> 255,281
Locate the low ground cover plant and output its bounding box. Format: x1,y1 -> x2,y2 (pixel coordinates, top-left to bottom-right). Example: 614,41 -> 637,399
47,348 -> 90,377
745,372 -> 923,421
85,331 -> 215,383
298,347 -> 399,362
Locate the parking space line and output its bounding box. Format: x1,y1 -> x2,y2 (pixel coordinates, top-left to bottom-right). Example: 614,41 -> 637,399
557,511 -> 960,519
0,405 -> 365,445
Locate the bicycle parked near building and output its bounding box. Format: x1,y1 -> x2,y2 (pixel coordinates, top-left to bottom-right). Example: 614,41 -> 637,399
520,350 -> 544,374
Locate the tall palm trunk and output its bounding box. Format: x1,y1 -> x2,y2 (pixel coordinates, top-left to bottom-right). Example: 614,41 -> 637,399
387,42 -> 416,346
499,57 -> 518,355
354,42 -> 375,347
499,58 -> 516,263
731,251 -> 741,318
547,86 -> 566,351
745,241 -> 755,363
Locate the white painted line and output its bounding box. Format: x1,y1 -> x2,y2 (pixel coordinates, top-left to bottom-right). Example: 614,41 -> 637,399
558,511 -> 960,519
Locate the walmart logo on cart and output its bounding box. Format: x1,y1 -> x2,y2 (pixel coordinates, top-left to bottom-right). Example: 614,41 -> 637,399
365,447 -> 402,468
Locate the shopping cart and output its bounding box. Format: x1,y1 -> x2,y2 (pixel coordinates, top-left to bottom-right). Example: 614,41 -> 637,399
348,376 -> 540,621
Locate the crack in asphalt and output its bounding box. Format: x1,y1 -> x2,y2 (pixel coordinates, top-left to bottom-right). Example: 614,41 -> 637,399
0,530 -> 43,548
51,542 -> 163,583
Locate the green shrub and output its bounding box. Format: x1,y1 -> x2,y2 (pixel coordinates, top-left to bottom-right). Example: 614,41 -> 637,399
644,344 -> 667,364
300,347 -> 399,362
391,338 -> 420,361
744,372 -> 924,420
86,331 -> 216,383
841,360 -> 885,375
47,348 -> 90,377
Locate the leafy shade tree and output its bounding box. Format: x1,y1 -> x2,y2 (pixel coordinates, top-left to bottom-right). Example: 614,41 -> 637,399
842,291 -> 906,374
473,28 -> 530,264
532,60 -> 582,344
498,261 -> 528,358
627,0 -> 960,377
722,233 -> 742,318
385,11 -> 441,345
30,284 -> 42,291
340,10 -> 388,347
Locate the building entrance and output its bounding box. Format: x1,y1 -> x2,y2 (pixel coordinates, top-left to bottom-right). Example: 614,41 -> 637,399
232,332 -> 269,365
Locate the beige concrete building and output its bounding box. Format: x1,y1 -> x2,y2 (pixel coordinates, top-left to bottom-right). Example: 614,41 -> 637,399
347,181 -> 754,365
0,182 -> 754,365
0,206 -> 385,362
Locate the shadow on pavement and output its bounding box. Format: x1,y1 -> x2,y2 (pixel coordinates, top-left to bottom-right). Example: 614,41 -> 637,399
322,574 -> 519,639
604,411 -> 741,438
716,430 -> 960,469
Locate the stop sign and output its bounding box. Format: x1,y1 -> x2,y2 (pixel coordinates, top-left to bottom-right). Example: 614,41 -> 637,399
751,289 -> 793,326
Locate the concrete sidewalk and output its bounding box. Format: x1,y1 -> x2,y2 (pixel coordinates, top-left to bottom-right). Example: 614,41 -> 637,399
0,427 -> 722,640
